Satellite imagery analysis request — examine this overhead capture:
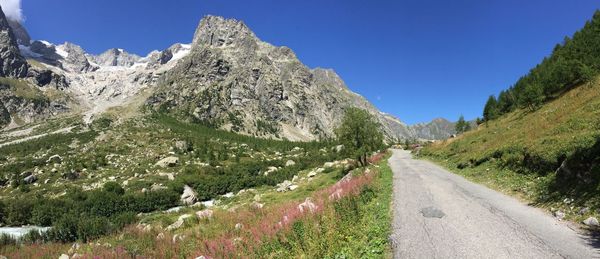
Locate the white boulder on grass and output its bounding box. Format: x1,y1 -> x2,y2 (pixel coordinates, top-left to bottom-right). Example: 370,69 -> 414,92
285,160 -> 296,167
583,217 -> 599,227
196,209 -> 214,220
323,162 -> 335,168
276,180 -> 293,192
156,156 -> 179,167
180,185 -> 198,205
298,198 -> 317,213
167,214 -> 192,230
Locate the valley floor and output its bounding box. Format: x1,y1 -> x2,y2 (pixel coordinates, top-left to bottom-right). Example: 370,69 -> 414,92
389,149 -> 598,258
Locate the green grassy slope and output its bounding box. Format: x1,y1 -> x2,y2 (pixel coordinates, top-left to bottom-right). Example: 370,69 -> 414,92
421,80 -> 600,222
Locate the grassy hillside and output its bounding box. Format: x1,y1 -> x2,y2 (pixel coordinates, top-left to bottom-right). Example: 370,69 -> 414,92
421,80 -> 600,222
0,111 -> 393,257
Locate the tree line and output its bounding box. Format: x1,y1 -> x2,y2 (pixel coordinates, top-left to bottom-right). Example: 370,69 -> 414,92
483,10 -> 600,121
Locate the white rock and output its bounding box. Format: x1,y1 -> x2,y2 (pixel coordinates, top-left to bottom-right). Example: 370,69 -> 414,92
288,185 -> 299,191
201,199 -> 215,207
59,254 -> 69,259
307,171 -> 317,178
68,243 -> 80,254
329,188 -> 343,201
276,180 -> 293,192
298,198 -> 317,213
251,202 -> 264,209
235,223 -> 243,230
172,234 -> 184,243
156,156 -> 179,167
180,185 -> 198,205
196,209 -> 214,220
178,214 -> 192,221
583,217 -> 599,227
554,210 -> 565,220
166,220 -> 183,230
323,162 -> 335,168
285,160 -> 296,167
46,154 -> 62,164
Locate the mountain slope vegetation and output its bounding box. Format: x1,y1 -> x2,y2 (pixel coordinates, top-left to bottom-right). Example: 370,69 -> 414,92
422,11 -> 600,223
483,10 -> 600,121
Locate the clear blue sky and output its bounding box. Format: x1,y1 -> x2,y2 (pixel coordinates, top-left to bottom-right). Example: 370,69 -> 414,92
19,0 -> 599,124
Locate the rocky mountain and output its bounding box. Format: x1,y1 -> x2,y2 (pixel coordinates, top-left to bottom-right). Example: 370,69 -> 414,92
93,48 -> 141,67
0,6 -> 27,78
146,16 -> 418,141
1,10 -> 455,140
7,19 -> 30,46
410,118 -> 456,140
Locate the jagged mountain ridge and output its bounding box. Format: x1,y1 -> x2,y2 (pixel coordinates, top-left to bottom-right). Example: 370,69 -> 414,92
147,15 -> 449,141
1,11 -> 454,140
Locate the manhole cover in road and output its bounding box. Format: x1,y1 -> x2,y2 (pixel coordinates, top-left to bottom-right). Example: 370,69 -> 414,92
421,206 -> 445,218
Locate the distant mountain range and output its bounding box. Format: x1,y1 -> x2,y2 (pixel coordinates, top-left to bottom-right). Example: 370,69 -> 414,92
0,6 -> 457,140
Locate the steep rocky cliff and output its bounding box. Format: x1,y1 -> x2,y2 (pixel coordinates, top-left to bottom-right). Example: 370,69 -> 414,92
147,16 -> 414,141
0,6 -> 27,78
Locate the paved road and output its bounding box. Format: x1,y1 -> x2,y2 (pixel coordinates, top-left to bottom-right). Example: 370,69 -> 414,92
389,149 -> 598,259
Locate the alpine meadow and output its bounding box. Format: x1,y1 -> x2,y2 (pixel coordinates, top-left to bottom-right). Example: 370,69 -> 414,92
1,1 -> 600,258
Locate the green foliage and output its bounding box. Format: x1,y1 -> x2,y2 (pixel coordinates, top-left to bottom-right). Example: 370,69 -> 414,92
519,82 -> 545,111
335,108 -> 384,166
485,10 -> 600,119
483,95 -> 499,121
255,119 -> 279,136
3,199 -> 33,226
31,199 -> 69,226
91,117 -> 113,130
455,115 -> 470,134
103,181 -> 125,195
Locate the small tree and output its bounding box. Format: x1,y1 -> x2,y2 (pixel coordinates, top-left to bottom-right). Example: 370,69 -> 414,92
455,115 -> 470,134
519,82 -> 545,111
483,95 -> 499,121
335,108 -> 384,167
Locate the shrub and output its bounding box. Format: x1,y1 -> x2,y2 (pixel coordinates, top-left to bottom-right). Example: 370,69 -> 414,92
103,181 -> 125,195
112,212 -> 137,230
4,199 -> 33,226
77,217 -> 111,242
46,214 -> 78,242
31,200 -> 68,226
84,191 -> 124,217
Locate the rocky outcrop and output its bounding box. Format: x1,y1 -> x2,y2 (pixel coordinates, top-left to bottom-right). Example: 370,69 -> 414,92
410,118 -> 456,140
180,185 -> 198,205
0,6 -> 28,78
0,101 -> 9,126
93,48 -> 141,67
147,15 -> 415,141
58,42 -> 97,72
28,67 -> 69,89
8,20 -> 30,46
